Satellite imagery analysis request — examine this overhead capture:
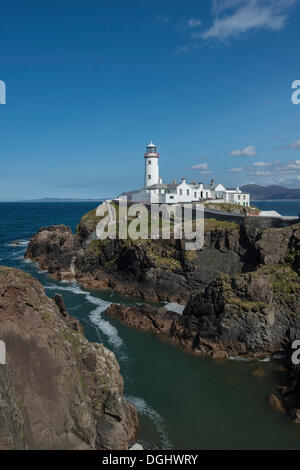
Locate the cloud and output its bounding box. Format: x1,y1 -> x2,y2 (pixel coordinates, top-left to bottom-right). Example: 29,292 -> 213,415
193,0 -> 296,42
288,139 -> 300,150
252,161 -> 272,167
228,167 -> 243,172
231,159 -> 300,185
251,170 -> 271,176
188,18 -> 202,28
229,145 -> 256,157
187,162 -> 209,170
276,138 -> 300,151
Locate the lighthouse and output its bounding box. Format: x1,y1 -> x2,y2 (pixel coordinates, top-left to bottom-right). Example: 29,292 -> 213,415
144,142 -> 159,187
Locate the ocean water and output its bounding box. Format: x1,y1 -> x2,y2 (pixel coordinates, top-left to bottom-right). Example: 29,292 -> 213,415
1,201 -> 300,450
253,200 -> 300,217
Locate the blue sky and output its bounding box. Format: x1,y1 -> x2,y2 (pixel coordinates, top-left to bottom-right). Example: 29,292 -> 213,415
0,0 -> 300,200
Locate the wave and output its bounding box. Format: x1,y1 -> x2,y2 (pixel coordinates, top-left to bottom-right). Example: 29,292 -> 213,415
45,282 -> 124,350
127,395 -> 172,450
6,240 -> 29,247
228,356 -> 253,362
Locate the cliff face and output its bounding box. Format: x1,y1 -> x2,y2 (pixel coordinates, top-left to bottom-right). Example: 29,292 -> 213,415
25,209 -> 300,305
0,266 -> 138,450
106,265 -> 300,359
25,209 -> 300,357
26,210 -> 256,303
178,265 -> 300,358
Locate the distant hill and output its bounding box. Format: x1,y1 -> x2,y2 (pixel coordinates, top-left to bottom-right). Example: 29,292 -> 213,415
241,185 -> 300,200
20,198 -> 108,203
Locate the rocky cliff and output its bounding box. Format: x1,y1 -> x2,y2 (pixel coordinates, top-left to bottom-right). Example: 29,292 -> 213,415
0,266 -> 138,450
23,206 -> 300,424
25,208 -> 300,305
25,209 -> 254,303
106,264 -> 300,359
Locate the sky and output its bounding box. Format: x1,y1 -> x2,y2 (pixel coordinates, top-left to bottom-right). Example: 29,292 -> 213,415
0,0 -> 300,200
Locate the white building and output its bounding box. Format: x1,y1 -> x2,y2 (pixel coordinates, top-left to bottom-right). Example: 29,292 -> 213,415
121,142 -> 250,207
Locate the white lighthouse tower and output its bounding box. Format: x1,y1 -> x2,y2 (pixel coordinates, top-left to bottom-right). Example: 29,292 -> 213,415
144,142 -> 159,187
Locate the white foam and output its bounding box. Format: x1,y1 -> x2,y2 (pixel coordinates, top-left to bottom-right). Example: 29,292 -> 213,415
45,283 -> 87,296
228,356 -> 252,362
164,302 -> 185,315
7,240 -> 29,247
18,240 -> 29,246
273,353 -> 286,360
127,395 -> 172,450
45,282 -> 124,349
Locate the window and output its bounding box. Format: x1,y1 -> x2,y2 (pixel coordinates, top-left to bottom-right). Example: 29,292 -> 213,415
179,189 -> 182,195
170,196 -> 174,199
187,189 -> 190,196
194,192 -> 197,198
148,175 -> 151,180
148,160 -> 151,165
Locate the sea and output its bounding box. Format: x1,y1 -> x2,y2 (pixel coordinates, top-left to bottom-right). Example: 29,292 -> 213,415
0,200 -> 300,450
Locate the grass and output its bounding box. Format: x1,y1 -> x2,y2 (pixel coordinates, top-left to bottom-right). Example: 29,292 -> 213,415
221,265 -> 300,311
205,202 -> 260,215
148,253 -> 182,270
204,218 -> 239,232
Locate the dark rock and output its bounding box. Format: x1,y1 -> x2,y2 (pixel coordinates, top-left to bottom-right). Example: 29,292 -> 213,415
0,266 -> 138,450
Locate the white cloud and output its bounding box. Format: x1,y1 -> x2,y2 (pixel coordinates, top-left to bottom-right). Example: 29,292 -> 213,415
195,0 -> 296,41
252,161 -> 272,167
187,162 -> 209,170
229,145 -> 256,157
289,139 -> 300,150
188,18 -> 202,28
228,167 -> 243,172
233,159 -> 300,184
251,170 -> 271,176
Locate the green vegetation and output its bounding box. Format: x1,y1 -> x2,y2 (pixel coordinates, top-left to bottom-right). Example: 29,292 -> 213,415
148,253 -> 182,270
265,265 -> 300,301
204,218 -> 239,232
221,274 -> 268,313
62,329 -> 81,353
41,310 -> 54,323
205,202 -> 260,215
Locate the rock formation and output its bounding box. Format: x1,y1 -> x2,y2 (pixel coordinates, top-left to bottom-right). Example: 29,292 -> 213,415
0,266 -> 138,450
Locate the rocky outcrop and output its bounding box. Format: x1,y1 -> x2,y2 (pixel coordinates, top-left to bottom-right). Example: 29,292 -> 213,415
25,210 -> 300,304
25,225 -> 79,281
106,264 -> 300,360
106,303 -> 181,336
24,208 -> 300,355
25,208 -> 263,303
0,266 -> 138,450
177,265 -> 300,358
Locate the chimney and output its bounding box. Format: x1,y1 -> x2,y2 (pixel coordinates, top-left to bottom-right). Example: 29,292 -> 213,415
211,178 -> 215,186
173,180 -> 176,184
182,177 -> 186,183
